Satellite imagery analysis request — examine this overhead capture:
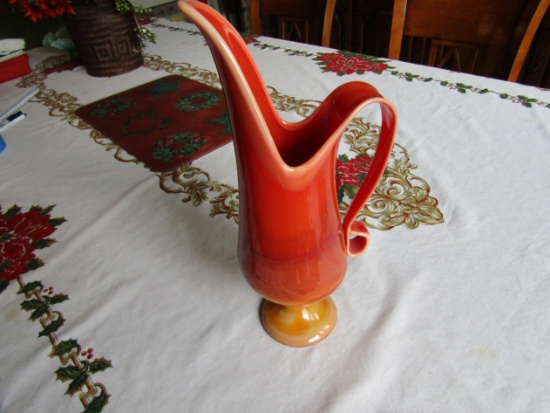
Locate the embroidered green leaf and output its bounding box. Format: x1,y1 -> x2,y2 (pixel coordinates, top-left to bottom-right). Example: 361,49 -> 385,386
5,205 -> 22,220
50,339 -> 80,358
67,371 -> 89,396
55,365 -> 83,382
207,110 -> 231,134
56,365 -> 90,396
26,258 -> 44,271
344,184 -> 357,199
20,298 -> 49,320
48,217 -> 67,227
21,298 -> 44,311
32,238 -> 57,249
456,83 -> 471,89
38,313 -> 65,337
30,204 -> 55,216
517,95 -> 536,108
18,280 -> 43,295
83,358 -> 113,374
49,293 -> 69,305
83,388 -> 110,413
0,279 -> 9,294
456,83 -> 472,94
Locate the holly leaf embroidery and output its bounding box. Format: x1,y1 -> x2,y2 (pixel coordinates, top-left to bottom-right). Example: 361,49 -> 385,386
55,365 -> 83,382
21,294 -> 69,320
17,280 -> 43,295
20,298 -> 49,320
50,339 -> 80,358
84,389 -> 110,413
49,293 -> 69,305
83,358 -> 113,374
38,313 -> 65,337
55,365 -> 92,396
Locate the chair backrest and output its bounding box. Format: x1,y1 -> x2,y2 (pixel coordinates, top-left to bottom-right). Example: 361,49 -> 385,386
250,0 -> 337,47
388,0 -> 550,82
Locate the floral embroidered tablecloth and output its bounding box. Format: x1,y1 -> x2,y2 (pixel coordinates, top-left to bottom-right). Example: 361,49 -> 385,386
1,17 -> 549,413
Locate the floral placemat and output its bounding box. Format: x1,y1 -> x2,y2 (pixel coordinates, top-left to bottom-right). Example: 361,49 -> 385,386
75,75 -> 232,172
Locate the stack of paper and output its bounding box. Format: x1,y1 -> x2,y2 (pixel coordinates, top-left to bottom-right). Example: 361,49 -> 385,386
0,38 -> 25,56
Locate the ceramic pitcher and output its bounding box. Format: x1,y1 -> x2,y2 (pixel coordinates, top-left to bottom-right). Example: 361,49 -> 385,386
178,0 -> 398,346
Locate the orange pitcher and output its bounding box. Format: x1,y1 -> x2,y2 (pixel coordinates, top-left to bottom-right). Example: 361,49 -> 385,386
178,0 -> 398,346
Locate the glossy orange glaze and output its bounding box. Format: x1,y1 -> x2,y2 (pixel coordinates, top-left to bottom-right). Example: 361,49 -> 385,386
261,298 -> 337,347
178,1 -> 397,308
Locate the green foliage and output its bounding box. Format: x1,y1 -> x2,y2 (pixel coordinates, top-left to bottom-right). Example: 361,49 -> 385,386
83,389 -> 110,413
38,313 -> 65,337
50,339 -> 80,358
18,280 -> 43,295
113,0 -> 156,45
0,279 -> 9,294
83,358 -> 113,374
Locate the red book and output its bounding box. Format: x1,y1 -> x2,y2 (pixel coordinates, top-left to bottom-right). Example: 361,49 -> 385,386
0,53 -> 31,83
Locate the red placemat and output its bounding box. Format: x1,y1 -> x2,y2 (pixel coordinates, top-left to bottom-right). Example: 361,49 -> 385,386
75,75 -> 232,172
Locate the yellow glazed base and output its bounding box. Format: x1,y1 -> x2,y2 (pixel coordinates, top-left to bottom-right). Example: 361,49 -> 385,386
260,297 -> 337,347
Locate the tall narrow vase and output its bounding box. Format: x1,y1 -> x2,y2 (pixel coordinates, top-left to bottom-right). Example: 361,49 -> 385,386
64,0 -> 143,77
178,0 -> 398,346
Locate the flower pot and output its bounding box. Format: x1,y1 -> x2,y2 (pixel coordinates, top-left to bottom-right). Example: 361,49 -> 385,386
63,0 -> 143,77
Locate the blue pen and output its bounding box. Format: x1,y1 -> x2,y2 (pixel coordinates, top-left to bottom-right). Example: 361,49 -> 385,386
0,133 -> 5,153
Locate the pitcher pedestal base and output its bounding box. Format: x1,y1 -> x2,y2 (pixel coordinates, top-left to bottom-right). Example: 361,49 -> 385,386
260,297 -> 337,347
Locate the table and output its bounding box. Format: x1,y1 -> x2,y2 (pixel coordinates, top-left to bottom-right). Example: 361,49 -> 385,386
1,15 -> 549,413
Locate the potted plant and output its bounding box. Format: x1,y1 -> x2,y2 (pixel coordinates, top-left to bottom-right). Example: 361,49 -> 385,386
10,0 -> 156,76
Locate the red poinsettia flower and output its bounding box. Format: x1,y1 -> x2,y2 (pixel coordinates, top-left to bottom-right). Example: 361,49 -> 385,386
0,205 -> 63,282
327,55 -> 375,75
316,52 -> 338,63
242,36 -> 259,45
336,154 -> 372,195
316,52 -> 389,76
10,0 -> 74,22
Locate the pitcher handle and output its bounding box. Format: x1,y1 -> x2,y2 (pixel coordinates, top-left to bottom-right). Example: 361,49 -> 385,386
342,100 -> 397,256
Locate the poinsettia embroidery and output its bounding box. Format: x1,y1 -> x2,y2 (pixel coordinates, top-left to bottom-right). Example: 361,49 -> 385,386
0,205 -> 65,291
243,36 -> 259,45
336,154 -> 372,203
315,52 -> 390,76
1,205 -> 113,412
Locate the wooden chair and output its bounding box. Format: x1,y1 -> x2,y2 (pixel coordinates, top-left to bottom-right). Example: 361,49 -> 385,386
388,0 -> 550,82
250,0 -> 337,47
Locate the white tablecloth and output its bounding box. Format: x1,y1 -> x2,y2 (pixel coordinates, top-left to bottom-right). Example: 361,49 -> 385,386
1,16 -> 549,413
